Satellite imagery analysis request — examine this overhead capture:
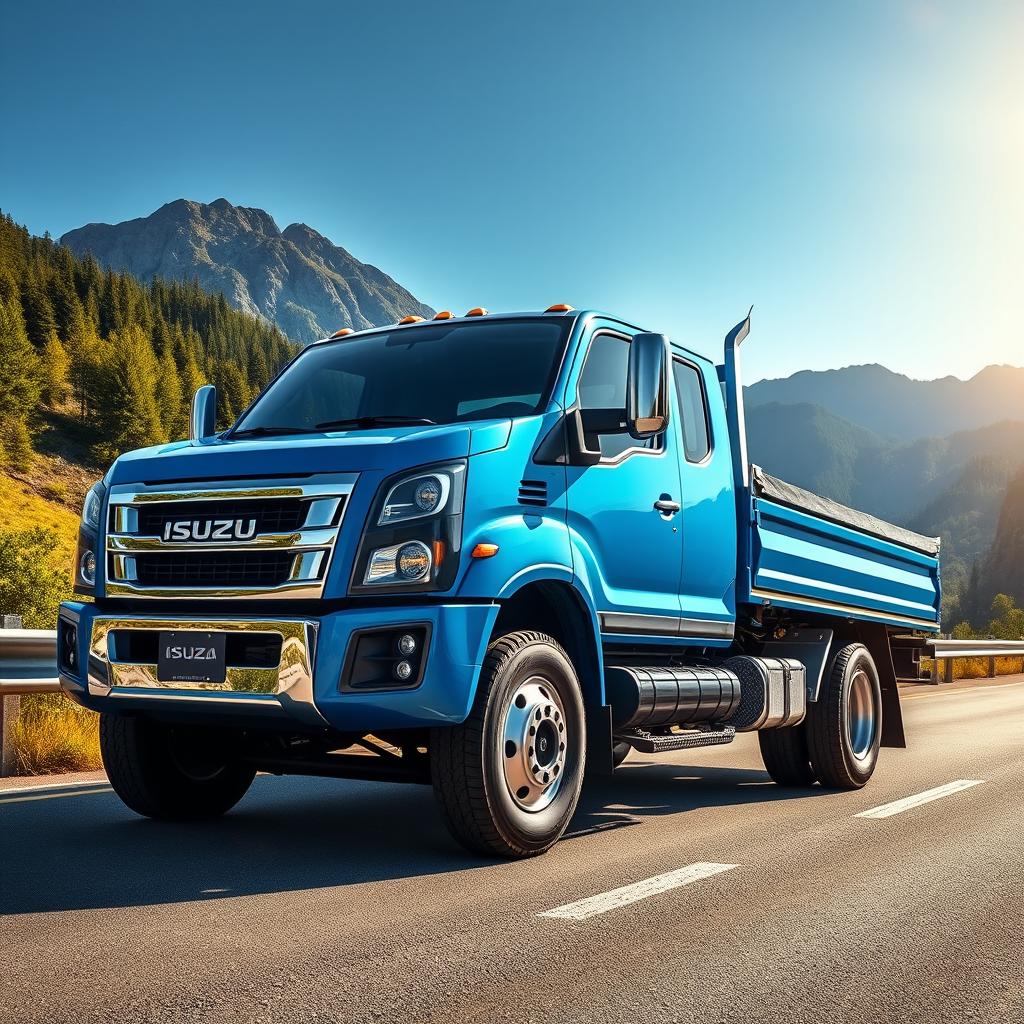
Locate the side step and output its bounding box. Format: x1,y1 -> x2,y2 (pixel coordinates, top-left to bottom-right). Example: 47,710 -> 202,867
615,725 -> 736,754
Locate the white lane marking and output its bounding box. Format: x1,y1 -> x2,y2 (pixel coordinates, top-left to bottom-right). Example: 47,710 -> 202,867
855,779 -> 984,819
0,779 -> 110,797
539,862 -> 739,921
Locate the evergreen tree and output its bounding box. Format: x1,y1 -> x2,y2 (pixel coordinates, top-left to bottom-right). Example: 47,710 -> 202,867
157,344 -> 186,440
92,325 -> 167,460
0,295 -> 42,468
39,332 -> 71,407
20,270 -> 57,345
214,360 -> 252,426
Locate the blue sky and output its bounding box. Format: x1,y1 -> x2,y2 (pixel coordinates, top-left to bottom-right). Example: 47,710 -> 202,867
1,0 -> 1020,382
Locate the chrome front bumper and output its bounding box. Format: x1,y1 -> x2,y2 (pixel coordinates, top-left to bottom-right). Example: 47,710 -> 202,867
62,611 -> 325,727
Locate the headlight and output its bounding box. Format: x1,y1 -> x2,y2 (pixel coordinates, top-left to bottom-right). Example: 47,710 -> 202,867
351,462 -> 466,593
379,472 -> 451,525
82,481 -> 104,532
75,479 -> 106,595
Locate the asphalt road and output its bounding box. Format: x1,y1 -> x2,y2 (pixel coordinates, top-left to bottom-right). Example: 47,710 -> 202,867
2,676 -> 1023,1024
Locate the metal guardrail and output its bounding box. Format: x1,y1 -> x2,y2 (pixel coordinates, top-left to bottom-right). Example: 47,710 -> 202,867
924,638 -> 1024,685
0,629 -> 60,695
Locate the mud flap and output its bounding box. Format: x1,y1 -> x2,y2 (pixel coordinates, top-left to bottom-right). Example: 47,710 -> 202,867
587,703 -> 616,777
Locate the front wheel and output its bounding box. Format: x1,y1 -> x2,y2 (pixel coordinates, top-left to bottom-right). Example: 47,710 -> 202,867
806,643 -> 882,789
100,714 -> 256,820
430,631 -> 586,858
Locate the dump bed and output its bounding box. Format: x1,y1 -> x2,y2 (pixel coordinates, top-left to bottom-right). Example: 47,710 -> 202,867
741,465 -> 941,631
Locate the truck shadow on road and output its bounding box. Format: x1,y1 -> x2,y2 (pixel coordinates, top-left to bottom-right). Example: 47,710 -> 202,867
2,762 -> 821,915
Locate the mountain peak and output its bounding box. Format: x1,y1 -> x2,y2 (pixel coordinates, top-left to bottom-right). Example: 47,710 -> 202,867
60,199 -> 432,342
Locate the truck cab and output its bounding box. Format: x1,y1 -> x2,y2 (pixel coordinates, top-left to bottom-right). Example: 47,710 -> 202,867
58,306 -> 940,857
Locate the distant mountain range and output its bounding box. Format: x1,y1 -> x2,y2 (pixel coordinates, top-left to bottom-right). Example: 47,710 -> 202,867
747,363 -> 1024,441
746,367 -> 1024,621
61,198 -> 434,343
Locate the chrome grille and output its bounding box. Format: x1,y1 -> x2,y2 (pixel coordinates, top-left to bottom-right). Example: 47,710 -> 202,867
104,475 -> 357,600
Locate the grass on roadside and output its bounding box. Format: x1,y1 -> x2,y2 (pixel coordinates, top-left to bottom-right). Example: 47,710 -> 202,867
919,655 -> 1024,682
11,692 -> 102,775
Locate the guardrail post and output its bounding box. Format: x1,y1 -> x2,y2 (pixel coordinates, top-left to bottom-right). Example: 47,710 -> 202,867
987,656 -> 996,678
1,614 -> 24,777
943,658 -> 954,684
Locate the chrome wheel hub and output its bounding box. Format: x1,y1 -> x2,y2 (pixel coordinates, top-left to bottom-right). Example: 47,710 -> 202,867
847,668 -> 877,760
501,676 -> 568,812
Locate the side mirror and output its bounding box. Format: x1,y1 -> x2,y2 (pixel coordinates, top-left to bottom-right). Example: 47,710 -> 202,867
190,385 -> 217,444
626,332 -> 670,439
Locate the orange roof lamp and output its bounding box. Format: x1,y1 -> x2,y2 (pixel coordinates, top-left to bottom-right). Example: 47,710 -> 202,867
545,303 -> 574,313
329,328 -> 354,338
433,310 -> 455,320
465,307 -> 488,317
398,315 -> 425,325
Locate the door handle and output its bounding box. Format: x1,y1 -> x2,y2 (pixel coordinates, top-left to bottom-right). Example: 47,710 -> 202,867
653,497 -> 680,514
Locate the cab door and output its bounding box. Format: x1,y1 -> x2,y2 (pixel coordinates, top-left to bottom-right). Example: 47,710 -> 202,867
564,325 -> 684,635
671,352 -> 737,634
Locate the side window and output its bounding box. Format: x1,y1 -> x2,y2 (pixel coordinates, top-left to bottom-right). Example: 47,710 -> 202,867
672,360 -> 711,462
578,333 -> 658,460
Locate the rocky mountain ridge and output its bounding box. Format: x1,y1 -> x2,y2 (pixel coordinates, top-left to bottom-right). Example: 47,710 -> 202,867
61,198 -> 433,343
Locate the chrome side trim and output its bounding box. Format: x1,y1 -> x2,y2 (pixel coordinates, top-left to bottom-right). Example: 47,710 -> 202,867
748,587 -> 940,631
86,615 -> 325,726
598,611 -> 735,639
104,474 -> 357,601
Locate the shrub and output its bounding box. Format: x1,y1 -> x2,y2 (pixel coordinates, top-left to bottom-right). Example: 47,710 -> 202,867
10,693 -> 101,775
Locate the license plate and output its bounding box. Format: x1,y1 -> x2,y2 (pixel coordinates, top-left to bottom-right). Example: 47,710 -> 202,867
157,631 -> 227,684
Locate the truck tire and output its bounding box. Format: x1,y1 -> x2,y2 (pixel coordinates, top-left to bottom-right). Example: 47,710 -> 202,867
100,713 -> 256,820
806,643 -> 882,789
430,631 -> 586,858
758,726 -> 817,786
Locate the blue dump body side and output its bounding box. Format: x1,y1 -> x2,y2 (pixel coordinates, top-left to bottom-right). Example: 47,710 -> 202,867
742,496 -> 942,632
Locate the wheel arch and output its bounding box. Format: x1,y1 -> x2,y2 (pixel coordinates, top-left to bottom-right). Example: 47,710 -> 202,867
489,577 -> 615,775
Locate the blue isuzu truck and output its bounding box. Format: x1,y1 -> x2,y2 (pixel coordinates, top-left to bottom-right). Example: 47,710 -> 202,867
57,306 -> 941,857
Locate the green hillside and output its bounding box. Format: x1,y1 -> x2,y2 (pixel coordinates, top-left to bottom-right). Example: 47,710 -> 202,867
0,211 -> 299,625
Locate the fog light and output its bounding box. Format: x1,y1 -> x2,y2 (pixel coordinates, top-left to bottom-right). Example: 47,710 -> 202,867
396,542 -> 431,580
397,633 -> 417,656
394,660 -> 413,681
79,549 -> 96,586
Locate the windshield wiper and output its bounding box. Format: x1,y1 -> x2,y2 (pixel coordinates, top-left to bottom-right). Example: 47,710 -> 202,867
229,425 -> 314,439
314,415 -> 438,430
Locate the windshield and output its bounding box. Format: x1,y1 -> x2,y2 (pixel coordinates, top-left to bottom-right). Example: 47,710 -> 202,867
231,317 -> 573,435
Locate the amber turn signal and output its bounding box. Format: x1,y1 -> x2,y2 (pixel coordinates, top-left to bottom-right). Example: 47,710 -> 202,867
471,543 -> 499,559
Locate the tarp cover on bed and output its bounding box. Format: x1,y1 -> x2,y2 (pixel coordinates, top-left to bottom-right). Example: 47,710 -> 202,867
750,465 -> 940,558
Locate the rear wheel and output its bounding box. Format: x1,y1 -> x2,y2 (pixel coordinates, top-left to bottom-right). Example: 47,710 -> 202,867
430,631 -> 586,858
758,725 -> 817,786
100,714 -> 256,820
806,643 -> 882,789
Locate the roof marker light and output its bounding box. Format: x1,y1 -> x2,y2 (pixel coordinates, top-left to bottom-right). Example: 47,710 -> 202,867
433,310 -> 455,320
545,303 -> 575,313
465,307 -> 488,317
398,315 -> 425,325
329,328 -> 355,338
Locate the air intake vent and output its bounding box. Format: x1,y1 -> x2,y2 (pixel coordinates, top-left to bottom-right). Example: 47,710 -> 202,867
518,480 -> 548,507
